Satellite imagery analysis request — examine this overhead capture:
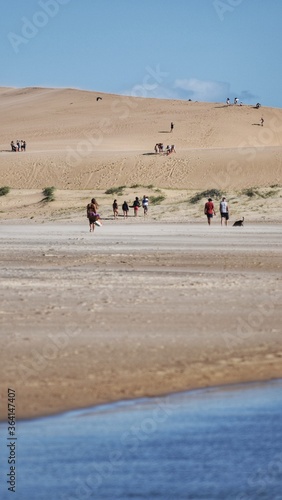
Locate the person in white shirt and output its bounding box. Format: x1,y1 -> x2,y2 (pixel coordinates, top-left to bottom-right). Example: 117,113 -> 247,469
142,195 -> 149,216
219,197 -> 229,226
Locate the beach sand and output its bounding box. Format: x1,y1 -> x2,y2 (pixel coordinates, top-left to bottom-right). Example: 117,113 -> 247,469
0,222 -> 281,420
0,87 -> 281,420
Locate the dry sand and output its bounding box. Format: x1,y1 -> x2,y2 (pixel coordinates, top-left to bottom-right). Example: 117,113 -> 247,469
0,87 -> 281,420
0,222 -> 281,420
0,86 -> 282,190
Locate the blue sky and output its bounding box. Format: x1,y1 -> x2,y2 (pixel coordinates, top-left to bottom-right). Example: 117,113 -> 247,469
1,0 -> 281,107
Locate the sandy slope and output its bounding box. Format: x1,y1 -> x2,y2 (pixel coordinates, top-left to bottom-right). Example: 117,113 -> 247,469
0,87 -> 282,190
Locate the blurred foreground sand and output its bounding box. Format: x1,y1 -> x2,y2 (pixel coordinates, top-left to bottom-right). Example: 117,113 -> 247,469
0,222 -> 281,419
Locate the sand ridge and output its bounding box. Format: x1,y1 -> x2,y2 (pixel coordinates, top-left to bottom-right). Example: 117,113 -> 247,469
0,86 -> 282,190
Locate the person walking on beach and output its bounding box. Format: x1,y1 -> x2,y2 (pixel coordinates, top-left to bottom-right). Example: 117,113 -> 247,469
170,122 -> 174,133
86,198 -> 101,232
260,117 -> 264,127
113,199 -> 118,219
219,197 -> 229,226
142,195 -> 149,216
122,201 -> 129,218
133,197 -> 140,216
204,198 -> 216,225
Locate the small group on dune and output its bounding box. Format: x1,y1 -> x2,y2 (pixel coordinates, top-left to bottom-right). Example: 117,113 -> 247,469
154,143 -> 176,155
11,139 -> 26,152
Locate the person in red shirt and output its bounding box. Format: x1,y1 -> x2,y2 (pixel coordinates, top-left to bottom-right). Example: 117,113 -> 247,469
204,197 -> 216,225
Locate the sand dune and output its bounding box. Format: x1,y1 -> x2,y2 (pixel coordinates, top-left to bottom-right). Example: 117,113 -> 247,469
0,87 -> 282,190
0,88 -> 282,420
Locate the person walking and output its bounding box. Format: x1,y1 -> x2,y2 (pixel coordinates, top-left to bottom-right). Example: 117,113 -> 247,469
204,198 -> 216,225
219,197 -> 229,226
133,197 -> 140,216
170,122 -> 174,133
86,198 -> 101,232
112,199 -> 118,219
122,201 -> 129,218
142,195 -> 149,216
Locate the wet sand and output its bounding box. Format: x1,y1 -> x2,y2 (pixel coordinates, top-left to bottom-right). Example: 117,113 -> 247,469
0,222 -> 281,420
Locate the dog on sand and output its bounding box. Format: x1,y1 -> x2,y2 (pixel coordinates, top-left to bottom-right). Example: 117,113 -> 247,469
233,217 -> 244,227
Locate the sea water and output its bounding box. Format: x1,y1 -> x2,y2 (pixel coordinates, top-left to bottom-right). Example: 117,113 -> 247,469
0,380 -> 281,500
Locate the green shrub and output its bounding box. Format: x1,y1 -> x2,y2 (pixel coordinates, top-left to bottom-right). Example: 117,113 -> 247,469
263,190 -> 279,198
241,187 -> 260,198
42,186 -> 55,202
0,186 -> 10,196
105,185 -> 125,195
130,184 -> 154,189
150,195 -> 165,205
189,189 -> 222,204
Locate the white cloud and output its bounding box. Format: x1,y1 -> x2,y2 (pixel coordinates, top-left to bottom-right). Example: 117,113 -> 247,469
174,78 -> 230,102
121,78 -> 256,104
121,84 -> 179,100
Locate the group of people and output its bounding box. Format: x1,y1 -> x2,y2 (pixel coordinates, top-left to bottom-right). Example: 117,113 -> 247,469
226,97 -> 242,106
11,140 -> 26,152
113,196 -> 149,218
87,195 -> 150,230
204,197 -> 230,226
154,143 -> 176,155
87,195 -> 236,231
226,99 -> 264,126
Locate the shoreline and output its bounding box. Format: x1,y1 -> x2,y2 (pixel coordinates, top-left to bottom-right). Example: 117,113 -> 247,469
8,377 -> 282,424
